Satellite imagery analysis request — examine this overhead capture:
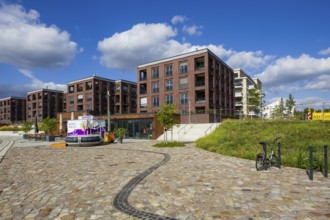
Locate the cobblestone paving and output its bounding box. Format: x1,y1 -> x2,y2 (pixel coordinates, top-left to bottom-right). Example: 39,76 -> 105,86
0,137 -> 330,219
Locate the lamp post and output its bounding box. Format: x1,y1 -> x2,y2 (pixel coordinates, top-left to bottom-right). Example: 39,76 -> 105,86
106,91 -> 111,132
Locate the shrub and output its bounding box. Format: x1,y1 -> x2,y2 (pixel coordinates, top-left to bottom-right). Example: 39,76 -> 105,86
154,141 -> 185,148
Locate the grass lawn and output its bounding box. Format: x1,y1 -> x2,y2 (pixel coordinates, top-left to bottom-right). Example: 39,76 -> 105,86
196,119 -> 330,171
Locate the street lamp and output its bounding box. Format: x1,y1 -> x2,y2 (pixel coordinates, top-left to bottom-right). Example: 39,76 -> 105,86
106,91 -> 111,132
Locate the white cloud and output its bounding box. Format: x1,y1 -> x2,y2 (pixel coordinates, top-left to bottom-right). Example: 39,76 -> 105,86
226,51 -> 273,71
0,3 -> 78,68
257,54 -> 330,90
318,47 -> 330,55
19,69 -> 66,92
183,25 -> 203,36
97,22 -> 272,73
171,15 -> 187,25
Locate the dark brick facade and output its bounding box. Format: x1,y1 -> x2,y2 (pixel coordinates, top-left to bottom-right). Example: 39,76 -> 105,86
66,75 -> 137,116
0,97 -> 26,124
26,89 -> 64,122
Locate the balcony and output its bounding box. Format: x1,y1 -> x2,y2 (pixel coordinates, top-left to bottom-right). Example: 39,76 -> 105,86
195,99 -> 206,104
235,102 -> 243,106
235,83 -> 243,88
235,92 -> 243,97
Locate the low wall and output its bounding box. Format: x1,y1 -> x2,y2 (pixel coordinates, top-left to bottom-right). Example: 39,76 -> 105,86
0,131 -> 24,136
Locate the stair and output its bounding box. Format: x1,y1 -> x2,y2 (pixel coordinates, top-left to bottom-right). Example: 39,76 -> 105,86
157,123 -> 220,142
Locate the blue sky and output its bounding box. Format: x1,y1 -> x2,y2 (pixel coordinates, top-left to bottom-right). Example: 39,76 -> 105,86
0,0 -> 330,110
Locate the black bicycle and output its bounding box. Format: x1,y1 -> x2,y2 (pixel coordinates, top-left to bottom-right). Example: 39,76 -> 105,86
256,137 -> 281,171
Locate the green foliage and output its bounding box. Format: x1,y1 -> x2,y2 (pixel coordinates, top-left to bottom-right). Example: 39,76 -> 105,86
114,127 -> 127,137
156,104 -> 179,143
21,121 -> 33,133
153,141 -> 185,148
285,93 -> 296,117
39,117 -> 57,134
196,119 -> 330,172
156,104 -> 178,129
0,125 -> 21,131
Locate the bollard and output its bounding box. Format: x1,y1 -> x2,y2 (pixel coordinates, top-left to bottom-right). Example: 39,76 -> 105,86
277,142 -> 281,169
309,146 -> 313,181
324,145 -> 328,178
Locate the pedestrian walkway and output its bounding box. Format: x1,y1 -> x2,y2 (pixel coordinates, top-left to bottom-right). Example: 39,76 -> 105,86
0,137 -> 329,219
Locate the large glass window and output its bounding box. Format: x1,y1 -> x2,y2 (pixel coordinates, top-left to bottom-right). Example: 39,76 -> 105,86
152,67 -> 159,79
140,70 -> 147,81
165,95 -> 173,104
180,62 -> 188,73
152,96 -> 159,107
165,64 -> 173,76
180,93 -> 188,105
166,80 -> 173,91
179,77 -> 188,89
152,82 -> 159,93
140,97 -> 147,108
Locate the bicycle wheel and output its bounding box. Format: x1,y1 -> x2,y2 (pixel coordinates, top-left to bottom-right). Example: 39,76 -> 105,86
270,155 -> 277,167
256,155 -> 264,170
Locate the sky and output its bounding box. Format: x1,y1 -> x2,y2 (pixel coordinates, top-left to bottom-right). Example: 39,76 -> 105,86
0,0 -> 330,110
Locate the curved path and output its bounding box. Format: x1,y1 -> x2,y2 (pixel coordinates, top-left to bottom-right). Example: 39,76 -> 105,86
113,149 -> 177,220
0,139 -> 15,163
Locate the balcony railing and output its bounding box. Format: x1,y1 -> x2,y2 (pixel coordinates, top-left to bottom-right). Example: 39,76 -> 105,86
235,92 -> 243,97
195,81 -> 205,87
195,99 -> 206,104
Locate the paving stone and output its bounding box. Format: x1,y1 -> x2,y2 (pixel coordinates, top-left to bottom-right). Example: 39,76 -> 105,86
0,136 -> 329,219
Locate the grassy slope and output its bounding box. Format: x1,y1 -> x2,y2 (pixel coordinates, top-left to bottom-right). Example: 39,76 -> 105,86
196,119 -> 330,170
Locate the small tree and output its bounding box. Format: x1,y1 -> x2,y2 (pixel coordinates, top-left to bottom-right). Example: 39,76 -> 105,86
285,93 -> 296,117
22,120 -> 32,134
248,84 -> 263,117
156,104 -> 179,143
39,117 -> 57,135
272,98 -> 285,118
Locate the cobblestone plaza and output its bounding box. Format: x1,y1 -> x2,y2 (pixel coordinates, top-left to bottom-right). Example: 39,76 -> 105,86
1,137 -> 330,219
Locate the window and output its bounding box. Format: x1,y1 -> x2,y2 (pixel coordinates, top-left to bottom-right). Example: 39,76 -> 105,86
180,62 -> 188,73
152,96 -> 159,107
152,82 -> 159,93
140,97 -> 147,108
69,86 -> 74,93
165,64 -> 173,76
140,70 -> 147,81
165,95 -> 173,104
166,80 -> 173,91
69,96 -> 74,104
86,82 -> 93,90
180,109 -> 189,115
179,77 -> 188,89
152,67 -> 159,79
180,93 -> 188,105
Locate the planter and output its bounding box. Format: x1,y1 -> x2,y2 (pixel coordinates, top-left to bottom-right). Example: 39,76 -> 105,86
46,135 -> 55,142
118,137 -> 123,144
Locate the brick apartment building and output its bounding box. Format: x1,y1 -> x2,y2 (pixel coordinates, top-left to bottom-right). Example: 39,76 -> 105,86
66,75 -> 137,116
26,89 -> 64,122
137,48 -> 235,123
0,97 -> 26,125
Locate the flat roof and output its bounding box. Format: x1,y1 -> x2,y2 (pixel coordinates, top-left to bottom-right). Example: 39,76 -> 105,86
115,79 -> 137,85
27,88 -> 65,95
138,48 -> 233,71
138,48 -> 209,68
67,75 -> 115,85
0,96 -> 26,101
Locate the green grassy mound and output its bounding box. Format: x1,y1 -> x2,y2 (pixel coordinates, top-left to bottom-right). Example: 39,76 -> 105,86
196,119 -> 330,171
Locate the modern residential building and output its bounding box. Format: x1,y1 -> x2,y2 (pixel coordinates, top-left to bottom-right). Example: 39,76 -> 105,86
66,75 -> 137,116
234,69 -> 262,117
26,89 -> 64,122
137,48 -> 235,123
0,97 -> 26,125
262,101 -> 280,119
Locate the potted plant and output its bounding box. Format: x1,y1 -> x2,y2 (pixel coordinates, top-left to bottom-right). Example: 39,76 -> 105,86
21,120 -> 32,139
114,127 -> 127,144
